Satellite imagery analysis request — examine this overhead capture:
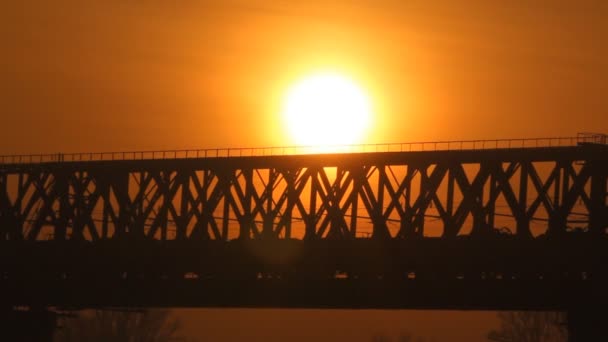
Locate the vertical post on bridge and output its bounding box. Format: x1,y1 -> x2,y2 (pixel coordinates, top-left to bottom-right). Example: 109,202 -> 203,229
415,165 -> 427,236
282,168 -> 296,240
0,174 -> 18,240
54,170 -> 70,241
517,162 -> 531,238
263,169 -> 276,238
305,168 -> 318,240
487,163 -> 498,232
349,166 -> 361,238
240,168 -> 254,239
471,163 -> 487,236
0,174 -> 8,240
372,165 -> 390,240
399,165 -> 416,238
588,158 -> 607,235
444,166 -> 456,236
112,170 -> 132,238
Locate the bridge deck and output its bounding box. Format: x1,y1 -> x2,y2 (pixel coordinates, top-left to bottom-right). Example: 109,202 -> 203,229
0,146 -> 605,180
1,238 -> 607,310
1,134 -> 605,166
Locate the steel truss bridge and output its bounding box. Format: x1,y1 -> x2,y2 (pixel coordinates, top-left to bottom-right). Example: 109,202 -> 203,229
0,135 -> 607,341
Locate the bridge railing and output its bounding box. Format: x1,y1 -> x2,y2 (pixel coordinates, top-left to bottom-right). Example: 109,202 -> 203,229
0,135 -> 604,165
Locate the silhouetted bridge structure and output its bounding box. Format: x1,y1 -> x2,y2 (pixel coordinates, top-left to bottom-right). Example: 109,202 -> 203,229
1,134 -> 607,340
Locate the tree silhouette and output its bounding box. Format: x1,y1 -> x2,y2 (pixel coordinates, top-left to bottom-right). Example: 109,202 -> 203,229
55,309 -> 183,342
487,312 -> 567,342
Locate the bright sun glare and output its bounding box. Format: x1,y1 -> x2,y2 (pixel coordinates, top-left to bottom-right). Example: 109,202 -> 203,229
283,72 -> 372,147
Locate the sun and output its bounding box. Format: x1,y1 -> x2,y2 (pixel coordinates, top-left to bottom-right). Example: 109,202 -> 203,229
282,72 -> 372,147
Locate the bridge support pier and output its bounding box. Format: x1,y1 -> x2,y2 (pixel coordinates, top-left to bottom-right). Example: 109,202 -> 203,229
568,307 -> 607,341
0,308 -> 56,341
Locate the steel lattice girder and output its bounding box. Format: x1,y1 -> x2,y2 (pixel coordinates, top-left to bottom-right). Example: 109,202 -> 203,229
0,145 -> 605,242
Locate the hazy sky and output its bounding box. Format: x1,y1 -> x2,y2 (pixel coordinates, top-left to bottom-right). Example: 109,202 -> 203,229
3,1 -> 607,154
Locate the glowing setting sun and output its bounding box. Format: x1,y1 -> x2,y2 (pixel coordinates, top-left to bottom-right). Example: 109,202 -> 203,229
282,72 -> 372,147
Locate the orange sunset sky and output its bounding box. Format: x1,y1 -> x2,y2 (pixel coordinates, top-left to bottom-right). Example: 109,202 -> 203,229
2,1 -> 607,341
3,1 -> 607,155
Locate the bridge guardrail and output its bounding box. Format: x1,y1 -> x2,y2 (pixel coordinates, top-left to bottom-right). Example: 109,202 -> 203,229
0,135 -> 604,165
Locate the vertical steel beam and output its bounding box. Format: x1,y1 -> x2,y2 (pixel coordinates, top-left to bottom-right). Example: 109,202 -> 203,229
517,162 -> 530,237
221,171 -> 231,239
176,171 -> 190,240
589,160 -> 607,234
70,172 -> 85,240
444,167 -> 455,236
99,174 -> 112,239
471,164 -> 487,235
159,171 -> 170,241
305,168 -> 318,240
415,165 -> 427,236
554,162 -> 562,209
487,163 -> 498,231
240,168 -> 254,239
349,167 -> 360,238
26,172 -> 54,240
372,166 -> 390,239
548,164 -> 566,235
399,166 -> 416,238
196,170 -> 214,240
282,169 -> 295,239
53,170 -> 69,241
0,173 -> 9,240
112,170 -> 131,238
263,169 -> 275,238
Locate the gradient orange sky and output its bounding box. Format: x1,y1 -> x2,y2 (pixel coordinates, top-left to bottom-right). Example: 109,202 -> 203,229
2,1 -> 606,340
3,1 -> 607,155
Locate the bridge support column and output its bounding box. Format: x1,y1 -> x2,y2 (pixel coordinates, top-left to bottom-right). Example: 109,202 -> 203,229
568,307 -> 607,341
589,160 -> 607,234
0,308 -> 56,341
